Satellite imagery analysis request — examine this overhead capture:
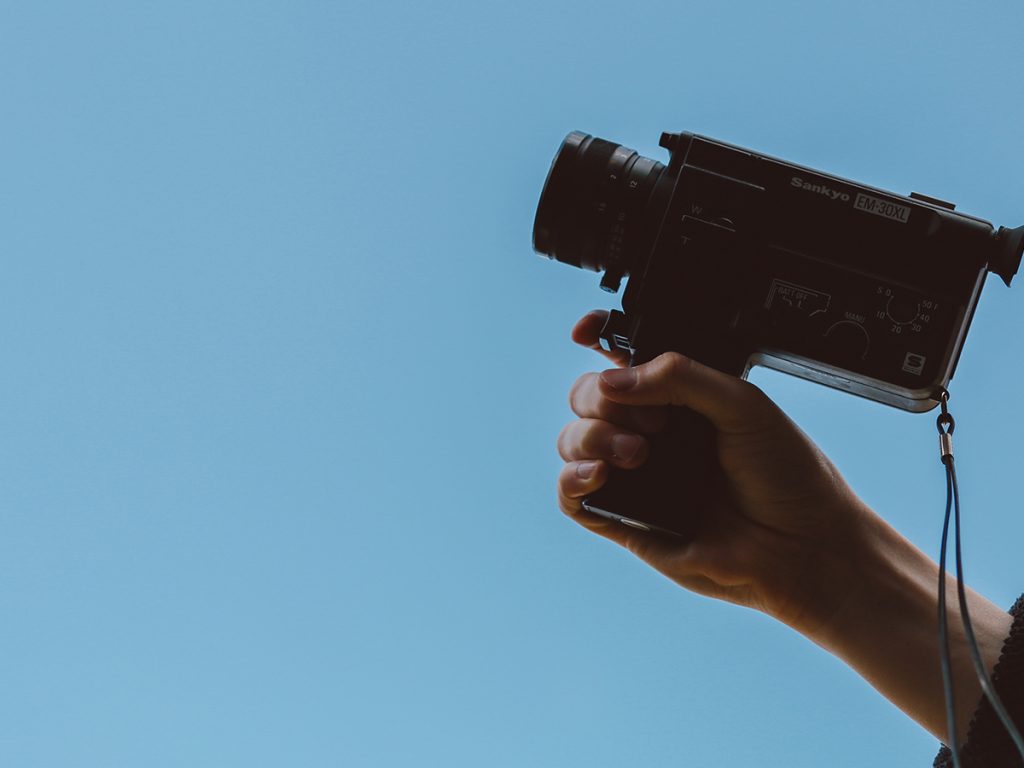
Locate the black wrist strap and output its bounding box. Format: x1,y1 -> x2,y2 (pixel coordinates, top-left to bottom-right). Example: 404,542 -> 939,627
935,597 -> 1024,767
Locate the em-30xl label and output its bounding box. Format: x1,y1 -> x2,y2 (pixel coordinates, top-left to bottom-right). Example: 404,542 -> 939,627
854,193 -> 911,224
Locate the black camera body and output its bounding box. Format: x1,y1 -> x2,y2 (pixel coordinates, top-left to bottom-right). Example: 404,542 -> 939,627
534,130 -> 1023,538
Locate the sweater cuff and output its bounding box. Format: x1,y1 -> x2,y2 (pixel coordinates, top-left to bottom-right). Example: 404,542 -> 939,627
934,594 -> 1024,768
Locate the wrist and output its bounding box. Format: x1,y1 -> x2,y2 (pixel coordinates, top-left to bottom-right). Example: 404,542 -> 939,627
751,495 -> 885,643
806,508 -> 937,665
778,503 -> 1012,743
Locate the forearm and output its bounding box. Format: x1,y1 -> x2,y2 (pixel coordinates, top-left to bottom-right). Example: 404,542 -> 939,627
555,329 -> 1014,742
785,502 -> 1012,744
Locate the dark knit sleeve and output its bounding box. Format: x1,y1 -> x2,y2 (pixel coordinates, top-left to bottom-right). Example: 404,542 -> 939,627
933,595 -> 1024,768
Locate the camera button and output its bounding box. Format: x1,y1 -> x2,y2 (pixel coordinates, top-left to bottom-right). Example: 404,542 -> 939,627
909,191 -> 956,211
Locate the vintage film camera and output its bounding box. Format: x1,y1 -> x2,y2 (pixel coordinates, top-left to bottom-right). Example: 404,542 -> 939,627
533,130 -> 1024,538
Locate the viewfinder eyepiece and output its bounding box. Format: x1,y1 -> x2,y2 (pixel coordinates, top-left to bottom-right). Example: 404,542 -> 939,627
992,224 -> 1024,286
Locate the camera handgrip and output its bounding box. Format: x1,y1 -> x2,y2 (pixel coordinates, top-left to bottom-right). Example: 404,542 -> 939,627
582,403 -> 722,540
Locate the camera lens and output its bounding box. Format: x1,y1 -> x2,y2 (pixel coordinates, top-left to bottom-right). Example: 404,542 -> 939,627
533,132 -> 665,276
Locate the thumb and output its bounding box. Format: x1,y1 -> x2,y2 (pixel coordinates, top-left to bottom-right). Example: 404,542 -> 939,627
597,352 -> 774,434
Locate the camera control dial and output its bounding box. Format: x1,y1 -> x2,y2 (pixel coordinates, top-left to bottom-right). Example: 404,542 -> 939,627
823,320 -> 871,360
885,293 -> 922,325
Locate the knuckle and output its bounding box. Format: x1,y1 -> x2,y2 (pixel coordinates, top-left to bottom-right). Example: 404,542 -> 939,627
557,468 -> 584,509
568,372 -> 597,414
556,464 -> 573,492
556,420 -> 578,459
556,485 -> 578,517
580,421 -> 614,457
558,418 -> 621,462
590,397 -> 617,423
659,351 -> 692,382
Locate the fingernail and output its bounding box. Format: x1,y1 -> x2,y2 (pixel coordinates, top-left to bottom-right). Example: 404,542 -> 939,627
576,461 -> 598,480
601,368 -> 636,391
611,433 -> 644,463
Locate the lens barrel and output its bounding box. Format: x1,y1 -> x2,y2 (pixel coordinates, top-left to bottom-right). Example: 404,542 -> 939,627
533,132 -> 665,278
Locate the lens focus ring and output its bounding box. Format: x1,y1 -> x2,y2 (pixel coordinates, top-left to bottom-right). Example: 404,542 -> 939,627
533,132 -> 665,275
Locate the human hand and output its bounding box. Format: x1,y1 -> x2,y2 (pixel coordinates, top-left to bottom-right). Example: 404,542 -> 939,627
556,310 -> 875,634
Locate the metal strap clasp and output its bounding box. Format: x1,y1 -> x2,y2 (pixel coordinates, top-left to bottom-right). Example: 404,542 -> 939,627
936,389 -> 955,460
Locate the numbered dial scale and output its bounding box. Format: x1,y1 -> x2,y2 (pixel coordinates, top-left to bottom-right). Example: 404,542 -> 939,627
737,245 -> 976,409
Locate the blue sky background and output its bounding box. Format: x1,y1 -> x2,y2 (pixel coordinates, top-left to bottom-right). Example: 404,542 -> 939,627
1,1 -> 1023,766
